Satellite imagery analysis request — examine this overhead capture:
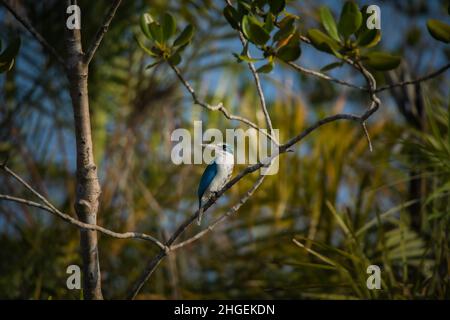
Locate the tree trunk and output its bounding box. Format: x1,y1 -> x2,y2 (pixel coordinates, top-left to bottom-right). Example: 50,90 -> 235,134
65,24 -> 103,300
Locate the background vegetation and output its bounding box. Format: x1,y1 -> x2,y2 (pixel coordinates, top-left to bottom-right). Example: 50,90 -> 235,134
0,0 -> 449,299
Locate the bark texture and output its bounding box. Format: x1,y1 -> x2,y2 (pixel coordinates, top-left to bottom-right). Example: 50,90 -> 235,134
65,25 -> 103,300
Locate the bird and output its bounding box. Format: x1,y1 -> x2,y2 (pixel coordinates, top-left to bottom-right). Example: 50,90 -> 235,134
197,143 -> 234,225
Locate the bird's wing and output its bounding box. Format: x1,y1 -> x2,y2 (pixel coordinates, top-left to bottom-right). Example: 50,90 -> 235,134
197,161 -> 218,208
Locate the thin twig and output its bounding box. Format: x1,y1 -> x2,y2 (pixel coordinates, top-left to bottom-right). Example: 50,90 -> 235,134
84,0 -> 122,65
375,63 -> 450,93
2,163 -> 60,213
287,61 -> 366,90
0,193 -> 166,249
362,122 -> 373,152
128,103 -> 384,298
127,174 -> 266,299
0,0 -> 65,66
0,165 -> 166,250
225,0 -> 274,138
244,47 -> 275,137
171,174 -> 266,251
127,250 -> 167,299
169,64 -> 280,146
298,34 -> 449,93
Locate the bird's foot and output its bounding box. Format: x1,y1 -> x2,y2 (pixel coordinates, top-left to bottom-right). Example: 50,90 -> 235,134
211,191 -> 219,200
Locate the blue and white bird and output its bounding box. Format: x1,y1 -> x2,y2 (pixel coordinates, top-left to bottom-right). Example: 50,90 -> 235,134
197,143 -> 234,225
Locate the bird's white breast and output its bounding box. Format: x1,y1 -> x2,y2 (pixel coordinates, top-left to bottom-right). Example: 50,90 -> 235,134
205,151 -> 234,194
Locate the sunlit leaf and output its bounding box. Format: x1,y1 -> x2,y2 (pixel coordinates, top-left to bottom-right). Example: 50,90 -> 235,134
274,16 -> 295,42
173,25 -> 194,47
307,29 -> 342,57
338,1 -> 362,39
134,35 -> 158,57
277,37 -> 301,62
161,13 -> 176,41
149,22 -> 163,44
232,53 -> 261,63
319,6 -> 340,42
356,29 -> 381,48
363,51 -> 401,71
140,13 -> 153,39
256,61 -> 274,73
242,15 -> 270,45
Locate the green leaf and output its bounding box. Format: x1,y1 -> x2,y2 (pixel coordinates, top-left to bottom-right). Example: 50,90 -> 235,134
320,61 -> 344,72
242,15 -> 270,45
148,22 -> 163,44
277,37 -> 301,62
174,42 -> 189,54
168,52 -> 182,65
319,6 -> 340,42
356,29 -> 381,48
0,37 -> 21,65
145,60 -> 162,70
232,53 -> 260,63
307,29 -> 341,57
237,0 -> 251,14
264,12 -> 274,32
134,35 -> 158,57
173,25 -> 195,47
356,5 -> 381,47
256,61 -> 274,73
274,16 -> 295,42
426,19 -> 450,43
223,5 -> 240,30
161,13 -> 176,41
363,51 -> 401,71
140,13 -> 153,39
338,1 -> 362,39
269,0 -> 285,15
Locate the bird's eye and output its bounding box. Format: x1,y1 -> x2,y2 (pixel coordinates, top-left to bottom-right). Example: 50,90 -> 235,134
222,145 -> 227,150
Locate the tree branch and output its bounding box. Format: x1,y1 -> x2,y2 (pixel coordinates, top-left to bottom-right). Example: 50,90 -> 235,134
127,174 -> 266,299
127,96 -> 384,298
224,0 -> 276,142
83,0 -> 122,65
375,63 -> 450,93
287,61 -> 366,90
0,194 -> 166,250
298,34 -> 449,93
170,174 -> 266,251
0,164 -> 166,249
169,63 -> 280,145
65,0 -> 103,299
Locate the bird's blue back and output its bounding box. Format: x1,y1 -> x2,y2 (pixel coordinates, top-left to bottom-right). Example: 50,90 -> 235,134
197,161 -> 217,208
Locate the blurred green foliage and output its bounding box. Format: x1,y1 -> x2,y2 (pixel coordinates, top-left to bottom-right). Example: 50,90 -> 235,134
0,0 -> 449,299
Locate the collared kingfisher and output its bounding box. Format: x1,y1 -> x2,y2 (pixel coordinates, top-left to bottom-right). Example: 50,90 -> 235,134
197,143 -> 234,225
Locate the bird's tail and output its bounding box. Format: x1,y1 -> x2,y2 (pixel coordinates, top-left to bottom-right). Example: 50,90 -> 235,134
197,199 -> 203,225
